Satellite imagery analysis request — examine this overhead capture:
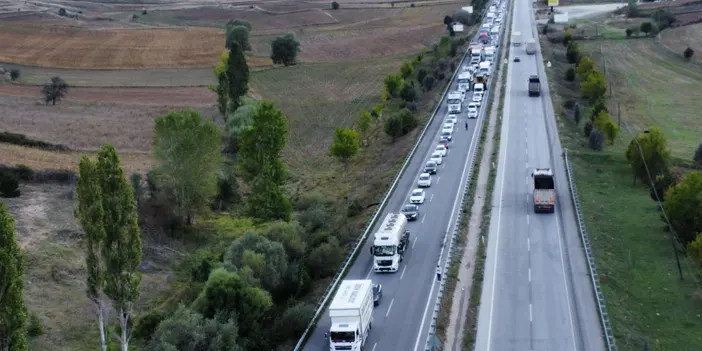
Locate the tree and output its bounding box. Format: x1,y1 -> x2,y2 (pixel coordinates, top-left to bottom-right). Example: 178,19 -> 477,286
566,41 -> 580,64
384,108 -> 417,140
271,34 -> 300,66
225,232 -> 288,295
226,41 -> 250,113
94,145 -> 142,351
443,15 -> 453,26
573,104 -> 581,124
626,0 -> 639,17
588,128 -> 605,151
41,76 -> 68,105
216,72 -> 229,117
422,74 -> 435,91
565,67 -> 576,82
640,21 -> 653,36
652,9 -> 675,29
9,69 -> 19,81
357,110 -> 372,134
581,70 -> 607,103
0,170 -> 20,198
625,28 -> 633,37
563,31 -> 573,47
226,25 -> 251,51
416,67 -> 428,83
399,80 -> 418,102
58,7 -> 66,16
150,305 -> 242,351
246,171 -> 292,222
331,1 -> 339,9
152,109 -> 223,225
76,155 -> 108,351
225,98 -> 258,153
453,10 -> 472,25
589,98 -> 608,122
226,19 -> 252,32
383,73 -> 404,98
447,25 -> 455,37
602,118 -> 619,144
329,127 -> 360,167
694,142 -> 702,165
592,110 -> 611,133
688,234 -> 702,267
400,60 -> 414,79
0,202 -> 28,351
625,127 -> 671,185
684,47 -> 695,61
305,236 -> 343,278
663,171 -> 702,244
584,121 -> 593,137
576,56 -> 596,80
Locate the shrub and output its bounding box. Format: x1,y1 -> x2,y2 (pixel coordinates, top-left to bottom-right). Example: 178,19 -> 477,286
406,101 -> 418,112
450,61 -> 456,72
566,42 -> 580,64
684,47 -> 695,61
331,1 -> 339,9
563,31 -> 573,46
422,75 -> 435,91
573,104 -> 581,125
9,69 -> 20,81
640,21 -> 653,36
347,199 -> 364,217
564,100 -> 575,110
384,108 -> 418,140
142,9 -> 147,15
58,8 -> 66,16
0,170 -> 20,198
625,28 -> 633,37
416,68 -> 428,83
437,58 -> 448,71
663,171 -> 702,244
584,121 -> 593,137
695,142 -> 702,165
132,14 -> 138,20
565,67 -> 576,82
543,24 -> 549,35
400,81 -> 418,102
437,72 -> 446,81
27,312 -> 44,337
650,167 -> 683,202
588,128 -> 605,150
689,234 -> 702,267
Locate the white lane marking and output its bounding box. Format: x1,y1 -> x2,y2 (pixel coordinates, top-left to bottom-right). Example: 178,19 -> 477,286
413,81 -> 484,351
529,303 -> 533,322
413,236 -> 418,249
526,214 -> 530,225
386,298 -> 395,317
430,194 -> 434,202
400,266 -> 407,280
528,268 -> 532,282
527,237 -> 530,252
372,343 -> 377,351
437,176 -> 441,184
485,11 -> 516,350
421,214 -> 426,223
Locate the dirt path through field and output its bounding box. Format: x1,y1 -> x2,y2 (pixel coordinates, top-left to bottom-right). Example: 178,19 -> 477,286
0,84 -> 215,106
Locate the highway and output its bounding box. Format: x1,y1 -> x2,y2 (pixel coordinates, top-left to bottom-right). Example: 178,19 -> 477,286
302,9 -> 499,351
475,0 -> 607,350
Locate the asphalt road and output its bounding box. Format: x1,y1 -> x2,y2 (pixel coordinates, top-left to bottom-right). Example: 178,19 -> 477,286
475,0 -> 607,350
302,10 -> 500,351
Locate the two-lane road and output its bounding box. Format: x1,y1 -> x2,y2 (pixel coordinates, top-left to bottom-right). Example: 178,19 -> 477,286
475,0 -> 606,350
302,10 -> 500,351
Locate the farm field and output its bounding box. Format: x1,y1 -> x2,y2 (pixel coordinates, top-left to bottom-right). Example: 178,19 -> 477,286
660,22 -> 702,61
540,30 -> 702,350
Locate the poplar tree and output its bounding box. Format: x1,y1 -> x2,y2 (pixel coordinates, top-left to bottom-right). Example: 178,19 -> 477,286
0,202 -> 28,351
76,155 -> 108,351
226,41 -> 249,113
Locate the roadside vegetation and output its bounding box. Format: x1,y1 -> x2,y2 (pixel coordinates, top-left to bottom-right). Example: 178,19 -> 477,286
539,5 -> 702,349
0,4 -> 481,351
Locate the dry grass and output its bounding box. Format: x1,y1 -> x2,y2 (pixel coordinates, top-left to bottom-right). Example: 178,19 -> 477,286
660,23 -> 702,61
0,22 -> 224,69
3,183 -> 181,350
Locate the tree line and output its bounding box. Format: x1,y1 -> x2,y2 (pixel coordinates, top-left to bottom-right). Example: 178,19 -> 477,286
553,26 -> 702,270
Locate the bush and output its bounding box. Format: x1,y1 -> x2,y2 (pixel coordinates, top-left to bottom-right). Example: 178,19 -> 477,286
564,100 -> 576,110
650,167 -> 683,202
347,199 -> 364,217
437,72 -> 446,81
584,121 -> 593,137
142,9 -> 147,15
543,24 -> 549,35
416,67 -> 428,83
384,108 -> 418,140
0,170 -> 20,198
399,81 -> 419,102
331,1 -> 339,9
689,234 -> 702,267
0,131 -> 69,151
663,171 -> 702,244
573,104 -> 581,124
27,312 -> 44,337
684,47 -> 695,61
563,31 -> 573,46
132,309 -> 167,342
566,42 -> 580,64
450,61 -> 456,72
422,74 -> 435,91
437,58 -> 448,71
695,143 -> 702,165
565,67 -> 576,82
9,69 -> 20,81
588,128 -> 605,151
625,28 -> 633,37
58,8 -> 66,16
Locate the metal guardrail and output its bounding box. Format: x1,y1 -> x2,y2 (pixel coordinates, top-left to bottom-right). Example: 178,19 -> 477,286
563,149 -> 617,351
423,4 -> 512,350
292,29 -> 475,351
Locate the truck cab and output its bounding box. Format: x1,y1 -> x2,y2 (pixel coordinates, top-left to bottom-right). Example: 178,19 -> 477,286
328,280 -> 374,351
447,92 -> 464,114
457,72 -> 472,92
371,213 -> 410,272
531,168 -> 555,213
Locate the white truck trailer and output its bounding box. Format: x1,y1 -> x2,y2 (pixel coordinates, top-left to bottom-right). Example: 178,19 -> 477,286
327,280 -> 374,351
457,72 -> 472,92
526,39 -> 537,54
512,31 -> 522,46
371,213 -> 410,272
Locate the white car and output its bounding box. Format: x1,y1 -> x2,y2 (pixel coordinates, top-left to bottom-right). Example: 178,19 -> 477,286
430,151 -> 443,165
462,65 -> 472,72
467,109 -> 479,119
473,92 -> 483,105
410,189 -> 426,204
445,115 -> 458,125
443,121 -> 454,130
418,173 -> 432,187
435,144 -> 447,157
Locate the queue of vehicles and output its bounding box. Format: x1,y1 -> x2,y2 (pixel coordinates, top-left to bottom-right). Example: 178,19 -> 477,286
325,2 -> 507,350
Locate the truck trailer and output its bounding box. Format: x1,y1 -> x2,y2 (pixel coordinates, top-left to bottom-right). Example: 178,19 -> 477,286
526,39 -> 537,54
327,280 -> 374,351
528,75 -> 541,97
531,168 -> 555,213
371,213 -> 410,272
512,31 -> 522,46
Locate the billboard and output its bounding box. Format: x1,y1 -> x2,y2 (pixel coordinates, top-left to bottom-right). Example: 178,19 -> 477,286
548,0 -> 559,6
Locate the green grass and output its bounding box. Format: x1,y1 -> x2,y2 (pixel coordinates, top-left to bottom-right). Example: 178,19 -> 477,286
540,28 -> 702,351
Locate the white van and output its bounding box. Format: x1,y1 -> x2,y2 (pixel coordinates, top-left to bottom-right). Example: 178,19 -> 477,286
473,83 -> 485,94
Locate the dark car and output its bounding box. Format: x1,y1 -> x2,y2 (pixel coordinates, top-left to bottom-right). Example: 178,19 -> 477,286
401,204 -> 420,221
424,161 -> 438,175
372,283 -> 383,306
439,137 -> 450,149
514,56 -> 521,62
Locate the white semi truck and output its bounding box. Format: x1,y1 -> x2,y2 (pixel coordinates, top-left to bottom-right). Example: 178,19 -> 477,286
457,72 -> 472,92
327,280 -> 374,351
526,39 -> 537,54
447,91 -> 464,114
512,31 -> 522,46
371,213 -> 410,272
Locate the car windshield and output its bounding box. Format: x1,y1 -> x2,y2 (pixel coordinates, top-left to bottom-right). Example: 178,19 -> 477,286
426,162 -> 436,167
436,146 -> 444,150
420,174 -> 430,180
372,245 -> 395,256
447,99 -> 461,104
442,132 -> 450,137
330,331 -> 355,343
412,190 -> 423,196
403,205 -> 416,212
